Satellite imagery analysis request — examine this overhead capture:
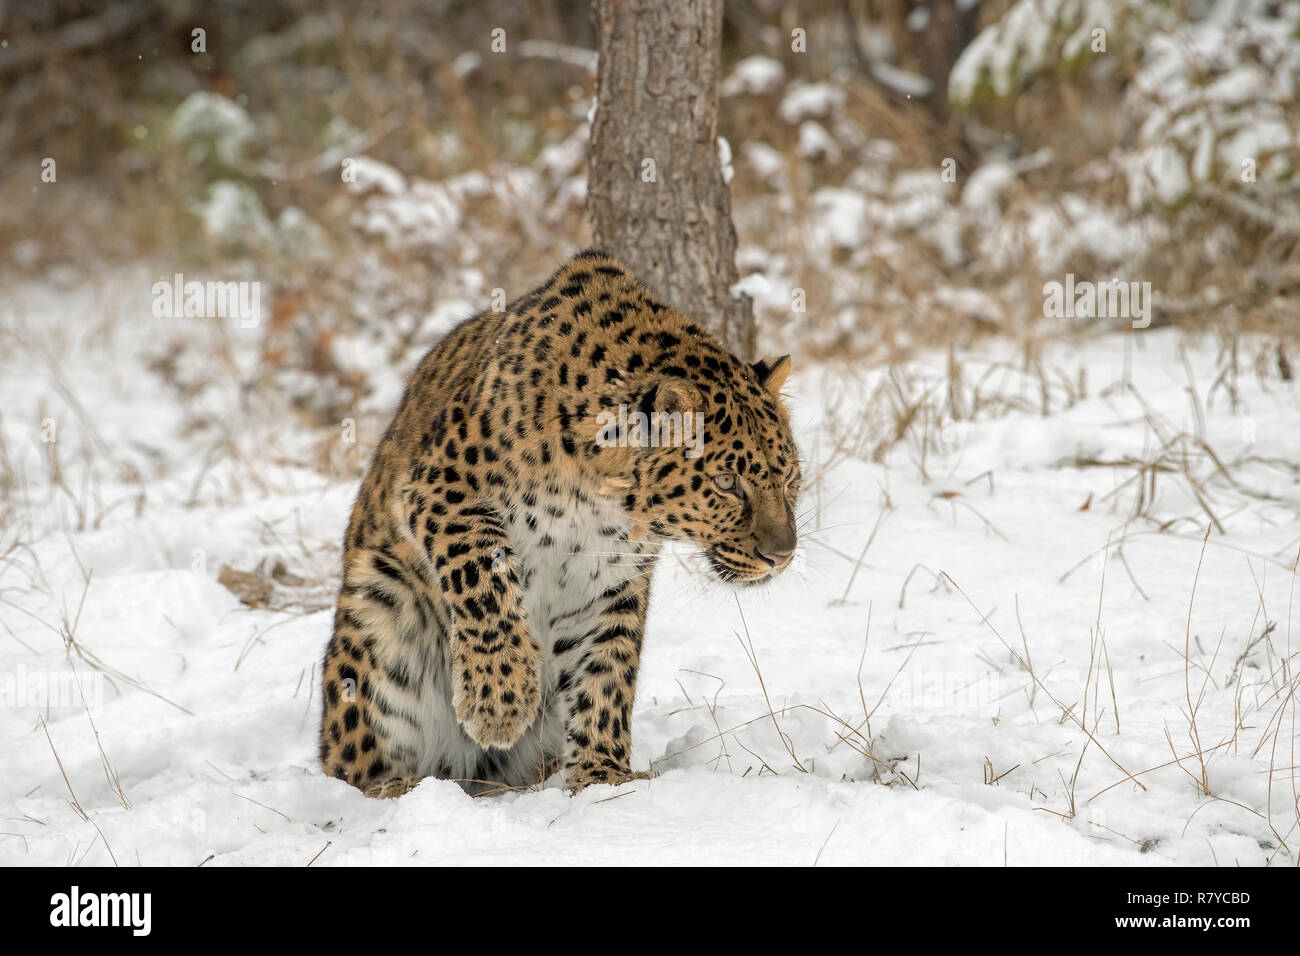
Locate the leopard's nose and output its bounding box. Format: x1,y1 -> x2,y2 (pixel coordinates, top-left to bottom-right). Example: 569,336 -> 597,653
756,546 -> 794,569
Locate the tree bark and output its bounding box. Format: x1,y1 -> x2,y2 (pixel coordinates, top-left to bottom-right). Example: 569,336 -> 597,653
587,0 -> 754,361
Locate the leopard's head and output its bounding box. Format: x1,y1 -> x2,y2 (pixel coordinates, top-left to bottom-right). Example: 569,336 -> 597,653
600,348 -> 801,586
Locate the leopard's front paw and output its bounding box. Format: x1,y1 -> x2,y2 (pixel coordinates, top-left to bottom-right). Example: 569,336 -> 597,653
565,762 -> 653,794
363,775 -> 426,799
453,649 -> 541,750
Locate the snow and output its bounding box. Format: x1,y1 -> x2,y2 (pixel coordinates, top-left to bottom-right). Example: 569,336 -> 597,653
451,52 -> 480,78
2,276 -> 1296,867
721,56 -> 785,98
729,273 -> 771,301
796,121 -> 841,163
516,41 -> 598,74
344,157 -> 407,197
742,142 -> 786,188
1133,144 -> 1192,208
778,83 -> 845,124
870,62 -> 932,99
961,160 -> 1018,218
810,187 -> 870,250
718,136 -> 734,185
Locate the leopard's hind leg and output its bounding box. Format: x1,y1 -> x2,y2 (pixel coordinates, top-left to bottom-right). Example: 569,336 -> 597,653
318,538 -> 452,791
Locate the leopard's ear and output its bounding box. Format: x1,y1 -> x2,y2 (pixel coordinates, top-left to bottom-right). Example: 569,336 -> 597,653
752,355 -> 791,394
639,377 -> 700,418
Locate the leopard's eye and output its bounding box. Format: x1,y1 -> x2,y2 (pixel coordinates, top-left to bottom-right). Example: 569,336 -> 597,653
712,474 -> 744,498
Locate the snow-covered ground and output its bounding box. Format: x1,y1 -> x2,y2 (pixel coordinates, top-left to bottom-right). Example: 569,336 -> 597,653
1,276 -> 1297,866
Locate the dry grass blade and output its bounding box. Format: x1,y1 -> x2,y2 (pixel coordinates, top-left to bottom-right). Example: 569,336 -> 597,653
813,820 -> 840,867
832,506 -> 890,604
306,841 -> 331,866
1183,526 -> 1214,795
39,716 -> 88,822
733,593 -> 806,773
233,792 -> 292,822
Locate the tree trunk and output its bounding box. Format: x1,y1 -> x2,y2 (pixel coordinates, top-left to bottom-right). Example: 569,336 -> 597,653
586,0 -> 754,361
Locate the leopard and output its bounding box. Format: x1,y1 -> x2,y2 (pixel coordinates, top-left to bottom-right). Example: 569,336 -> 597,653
317,249 -> 801,798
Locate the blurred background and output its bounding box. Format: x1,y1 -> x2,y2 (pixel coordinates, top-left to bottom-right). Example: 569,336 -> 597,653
6,6 -> 1298,301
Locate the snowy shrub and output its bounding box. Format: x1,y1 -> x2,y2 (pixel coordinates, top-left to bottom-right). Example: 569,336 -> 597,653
949,0 -> 1161,106
192,181 -> 277,252
168,91 -> 257,171
1124,1 -> 1300,205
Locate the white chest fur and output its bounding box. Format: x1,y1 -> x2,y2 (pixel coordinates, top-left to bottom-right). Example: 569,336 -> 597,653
505,485 -> 649,666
